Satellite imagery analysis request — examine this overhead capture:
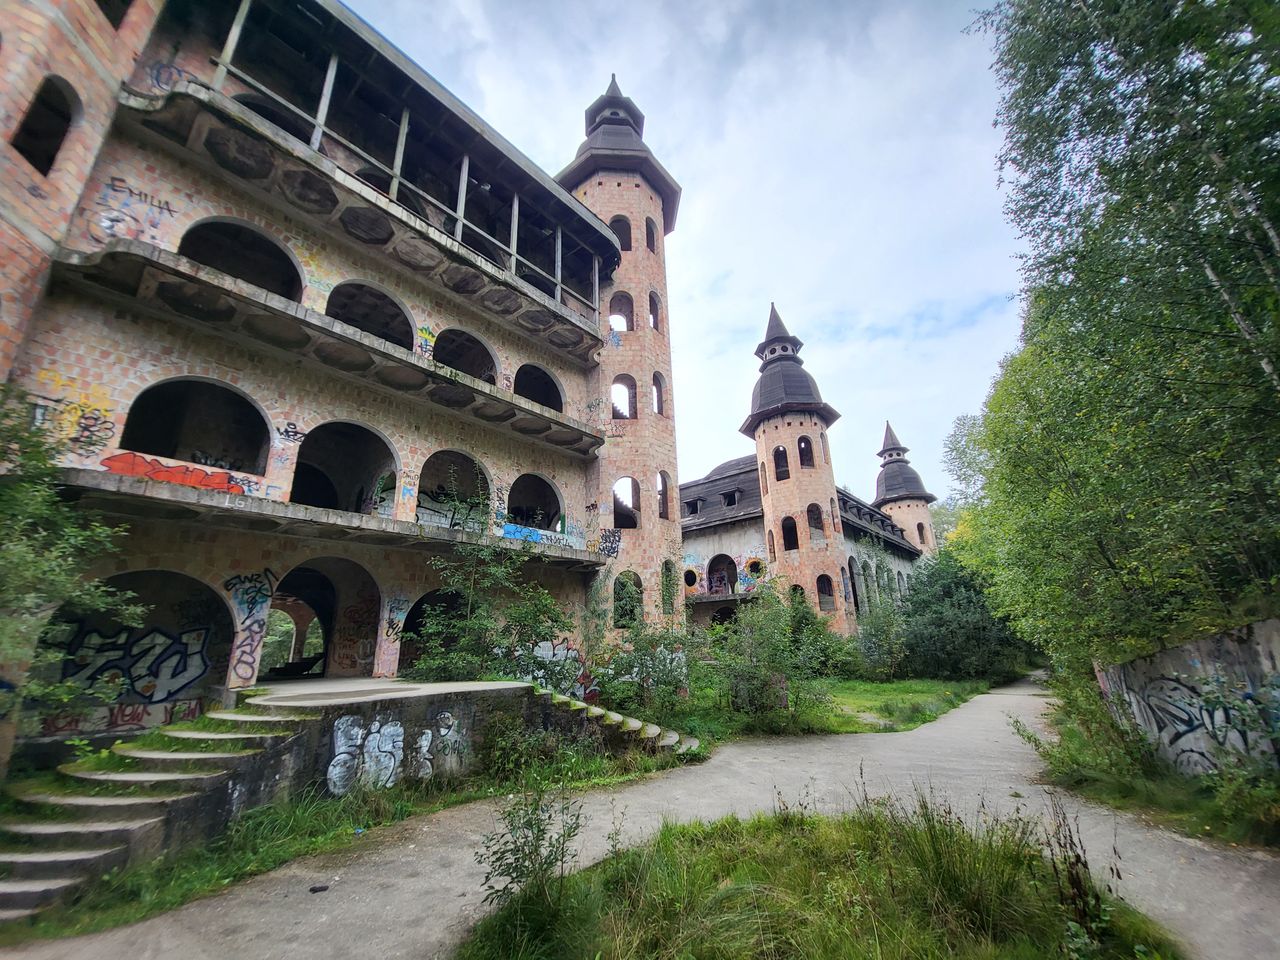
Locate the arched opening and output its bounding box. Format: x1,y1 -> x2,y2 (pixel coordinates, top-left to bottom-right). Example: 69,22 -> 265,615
745,557 -> 766,579
831,498 -> 841,534
612,476 -> 640,529
817,575 -> 836,611
611,375 -> 637,419
417,450 -> 490,530
608,292 -> 634,333
95,0 -> 134,30
506,474 -> 561,531
807,503 -> 825,543
876,561 -> 891,598
684,569 -> 698,588
897,570 -> 907,594
648,291 -> 661,331
258,608 -> 325,679
432,329 -> 497,384
657,470 -> 670,519
707,554 -> 738,596
325,283 -> 413,350
661,559 -> 677,615
651,372 -> 666,416
645,218 -> 658,253
178,221 -> 303,300
916,521 -> 928,548
820,432 -> 830,464
840,567 -> 852,604
12,77 -> 78,176
232,93 -> 315,146
848,558 -> 862,613
120,379 -> 270,476
798,436 -> 815,469
767,530 -> 776,562
759,461 -> 768,495
609,216 -> 632,251
613,571 -> 642,628
277,558 -> 381,677
289,422 -> 397,516
781,516 -> 799,551
40,571 -> 233,729
398,588 -> 465,673
862,560 -> 876,601
711,605 -> 736,626
513,364 -> 563,412
773,445 -> 790,482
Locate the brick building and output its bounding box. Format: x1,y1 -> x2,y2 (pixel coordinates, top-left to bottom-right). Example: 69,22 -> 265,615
0,0 -> 682,742
679,306 -> 937,630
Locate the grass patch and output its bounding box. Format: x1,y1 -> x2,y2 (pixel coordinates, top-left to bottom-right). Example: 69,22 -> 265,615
824,678 -> 989,733
458,794 -> 1182,960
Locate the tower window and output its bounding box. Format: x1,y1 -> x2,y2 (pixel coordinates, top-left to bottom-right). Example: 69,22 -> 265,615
781,516 -> 799,551
798,436 -> 815,469
611,375 -> 637,419
657,471 -> 671,519
609,216 -> 632,251
820,432 -> 830,464
759,461 -> 768,494
817,575 -> 836,611
613,476 -> 640,528
917,521 -> 928,546
12,77 -> 79,176
652,372 -> 666,415
806,503 -> 825,542
609,292 -> 634,332
773,446 -> 790,482
767,530 -> 777,561
645,218 -> 657,252
649,292 -> 661,331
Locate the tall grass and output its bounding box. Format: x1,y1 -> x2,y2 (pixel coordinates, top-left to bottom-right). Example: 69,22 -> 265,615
458,793 -> 1182,960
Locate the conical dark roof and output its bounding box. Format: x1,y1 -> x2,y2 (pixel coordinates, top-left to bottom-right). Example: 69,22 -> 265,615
556,76 -> 681,232
872,425 -> 935,506
740,305 -> 839,436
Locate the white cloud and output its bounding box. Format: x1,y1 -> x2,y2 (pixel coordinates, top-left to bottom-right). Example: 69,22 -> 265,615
348,0 -> 1023,501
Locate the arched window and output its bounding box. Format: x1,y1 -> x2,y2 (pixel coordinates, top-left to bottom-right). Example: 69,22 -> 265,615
840,567 -> 852,603
897,571 -> 907,594
290,421 -> 397,516
608,292 -> 634,332
767,530 -> 776,562
848,558 -> 861,613
613,571 -> 642,627
798,436 -> 815,469
657,470 -> 670,519
862,560 -> 876,601
831,498 -> 841,534
773,445 -> 790,482
178,221 -> 302,300
806,503 -> 825,543
417,450 -> 490,529
121,379 -> 270,476
645,217 -> 657,253
817,575 -> 836,611
95,0 -> 134,30
12,77 -> 78,176
611,375 -> 637,419
513,364 -> 563,412
613,476 -> 640,529
432,329 -> 497,384
507,474 -> 562,531
759,461 -> 768,495
325,283 -> 413,350
609,216 -> 631,252
820,432 -> 830,464
651,372 -> 665,415
916,521 -> 928,548
649,292 -> 661,331
707,555 -> 738,596
781,516 -> 799,551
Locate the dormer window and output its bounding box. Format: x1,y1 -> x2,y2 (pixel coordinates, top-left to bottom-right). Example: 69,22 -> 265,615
722,491 -> 738,508
683,499 -> 702,517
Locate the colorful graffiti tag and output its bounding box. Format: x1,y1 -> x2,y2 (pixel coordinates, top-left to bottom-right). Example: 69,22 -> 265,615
224,569 -> 278,685
61,627 -> 211,704
102,451 -> 256,495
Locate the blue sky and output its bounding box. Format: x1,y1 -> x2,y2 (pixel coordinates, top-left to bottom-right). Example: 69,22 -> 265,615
346,0 -> 1024,503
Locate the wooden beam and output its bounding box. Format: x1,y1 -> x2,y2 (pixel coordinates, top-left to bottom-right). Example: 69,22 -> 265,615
212,0 -> 253,91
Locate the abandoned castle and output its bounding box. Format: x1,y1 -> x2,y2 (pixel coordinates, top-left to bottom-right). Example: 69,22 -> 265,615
0,0 -> 936,743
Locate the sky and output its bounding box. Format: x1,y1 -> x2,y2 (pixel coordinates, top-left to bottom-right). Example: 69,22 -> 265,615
347,0 -> 1025,504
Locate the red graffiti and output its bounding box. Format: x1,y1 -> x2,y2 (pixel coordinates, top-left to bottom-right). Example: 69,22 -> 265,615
105,701 -> 151,730
101,452 -> 247,494
40,711 -> 83,736
163,699 -> 202,724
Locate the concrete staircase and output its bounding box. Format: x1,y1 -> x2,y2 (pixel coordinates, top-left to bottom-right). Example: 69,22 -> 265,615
541,691 -> 701,756
0,703 -> 317,925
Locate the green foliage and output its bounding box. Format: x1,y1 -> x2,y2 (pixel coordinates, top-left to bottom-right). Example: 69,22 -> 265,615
0,386 -> 140,731
898,549 -> 1033,683
825,678 -> 989,733
957,0 -> 1280,667
595,619 -> 690,719
855,591 -> 905,681
458,794 -> 1182,960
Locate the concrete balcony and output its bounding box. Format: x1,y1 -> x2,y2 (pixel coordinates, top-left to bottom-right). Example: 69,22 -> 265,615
116,82 -> 606,366
52,241 -> 605,459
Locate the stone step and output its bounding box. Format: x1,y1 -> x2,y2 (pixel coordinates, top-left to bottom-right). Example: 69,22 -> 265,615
602,712 -> 624,725
161,729 -> 286,744
619,717 -> 642,734
657,729 -> 680,749
675,736 -> 701,755
59,766 -> 227,790
0,877 -> 82,910
203,711 -> 303,724
637,723 -> 662,741
11,790 -> 196,821
113,745 -> 258,767
0,907 -> 41,924
549,694 -> 570,706
0,846 -> 127,881
0,818 -> 163,850
585,706 -> 606,719
567,700 -> 589,711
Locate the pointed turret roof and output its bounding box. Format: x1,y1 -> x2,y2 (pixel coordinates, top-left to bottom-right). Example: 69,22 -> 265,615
872,424 -> 935,507
740,305 -> 839,436
556,76 -> 682,233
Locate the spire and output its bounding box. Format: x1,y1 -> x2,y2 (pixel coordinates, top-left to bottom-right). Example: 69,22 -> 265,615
741,305 -> 839,436
754,303 -> 804,361
604,73 -> 623,98
764,302 -> 790,341
879,421 -> 906,457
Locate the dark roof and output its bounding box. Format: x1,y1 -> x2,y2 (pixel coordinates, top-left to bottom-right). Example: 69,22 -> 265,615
872,424 -> 936,507
556,76 -> 681,233
740,305 -> 839,436
836,488 -> 923,558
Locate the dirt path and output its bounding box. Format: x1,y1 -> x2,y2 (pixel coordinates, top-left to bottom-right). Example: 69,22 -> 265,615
11,678 -> 1279,959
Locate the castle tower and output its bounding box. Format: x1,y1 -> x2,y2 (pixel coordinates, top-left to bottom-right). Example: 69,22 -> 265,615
558,77 -> 683,625
741,306 -> 850,632
872,422 -> 938,555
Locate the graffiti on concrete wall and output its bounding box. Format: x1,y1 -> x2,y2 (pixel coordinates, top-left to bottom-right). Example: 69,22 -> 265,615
681,545 -> 768,597
224,569 -> 278,684
61,627 -> 211,704
501,522 -> 584,551
102,451 -> 255,495
330,588 -> 381,673
276,422 -> 307,444
40,697 -> 201,736
31,370 -> 117,460
374,598 -> 410,677
326,711 -> 466,794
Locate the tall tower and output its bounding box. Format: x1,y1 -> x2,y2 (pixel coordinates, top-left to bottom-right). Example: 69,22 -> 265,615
872,423 -> 938,555
558,77 -> 683,624
741,306 -> 850,632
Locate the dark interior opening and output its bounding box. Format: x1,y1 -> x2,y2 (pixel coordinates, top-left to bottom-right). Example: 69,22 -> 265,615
178,222 -> 303,300
513,365 -> 563,411
121,380 -> 270,474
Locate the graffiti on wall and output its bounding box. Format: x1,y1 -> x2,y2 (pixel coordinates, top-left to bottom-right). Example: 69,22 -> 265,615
501,522 -> 582,551
326,711 -> 465,795
224,569 -> 278,684
145,59 -> 200,92
60,627 -> 211,704
330,588 -> 380,673
85,175 -> 179,246
40,697 -> 202,736
102,451 -> 255,495
596,528 -> 621,558
681,546 -> 768,597
374,598 -> 410,677
31,370 -> 117,460
276,422 -> 307,444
